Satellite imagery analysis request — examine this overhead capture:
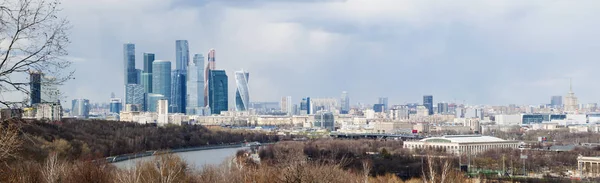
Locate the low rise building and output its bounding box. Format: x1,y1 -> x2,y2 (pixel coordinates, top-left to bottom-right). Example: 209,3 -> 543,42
404,135 -> 519,155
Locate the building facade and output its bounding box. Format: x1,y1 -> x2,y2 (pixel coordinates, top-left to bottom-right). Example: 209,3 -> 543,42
403,135 -> 519,155
281,96 -> 293,116
29,71 -> 42,105
147,93 -> 165,112
378,97 -> 388,111
125,84 -> 144,110
123,43 -> 136,84
71,99 -> 90,119
314,111 -> 334,131
142,53 -> 155,93
170,70 -> 186,113
186,54 -> 205,115
208,70 -> 228,115
110,98 -> 122,114
565,80 -> 579,113
152,60 -> 172,100
235,70 -> 250,111
204,49 -> 216,107
423,95 -> 433,115
175,40 -> 189,71
340,91 -> 350,114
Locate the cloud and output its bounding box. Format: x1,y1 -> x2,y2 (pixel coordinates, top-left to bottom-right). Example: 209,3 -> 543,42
3,0 -> 597,107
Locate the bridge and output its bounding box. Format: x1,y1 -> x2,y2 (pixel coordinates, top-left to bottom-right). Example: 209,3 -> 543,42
329,133 -> 423,140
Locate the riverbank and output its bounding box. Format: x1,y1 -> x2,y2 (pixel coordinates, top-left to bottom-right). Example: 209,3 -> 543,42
105,143 -> 246,163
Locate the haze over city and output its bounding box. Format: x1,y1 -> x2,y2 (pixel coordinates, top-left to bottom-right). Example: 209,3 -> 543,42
4,0 -> 600,106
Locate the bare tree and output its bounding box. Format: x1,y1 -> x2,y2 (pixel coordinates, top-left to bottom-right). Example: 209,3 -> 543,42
41,153 -> 65,183
0,121 -> 21,162
0,0 -> 72,107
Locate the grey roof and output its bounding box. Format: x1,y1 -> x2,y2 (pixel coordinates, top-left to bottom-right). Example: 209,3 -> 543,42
419,135 -> 509,143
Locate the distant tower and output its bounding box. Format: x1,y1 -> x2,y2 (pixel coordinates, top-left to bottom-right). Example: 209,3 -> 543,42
29,71 -> 42,105
564,78 -> 579,113
152,60 -> 172,100
340,91 -> 350,114
123,43 -> 136,84
142,53 -> 155,93
175,40 -> 189,72
186,54 -> 205,115
204,49 -> 216,107
423,95 -> 433,115
234,70 -> 250,111
208,70 -> 228,115
378,97 -> 388,111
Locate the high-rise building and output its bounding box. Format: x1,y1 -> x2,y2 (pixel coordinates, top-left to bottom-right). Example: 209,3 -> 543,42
235,70 -> 250,111
437,102 -> 449,114
378,97 -> 388,111
204,49 -> 216,107
281,96 -> 292,115
186,54 -> 205,115
157,99 -> 169,125
208,70 -> 228,115
29,71 -> 41,105
125,84 -> 145,109
175,40 -> 189,72
40,76 -> 60,104
123,43 -> 136,84
71,99 -> 90,119
142,53 -> 155,93
110,98 -> 122,114
170,70 -> 186,113
152,60 -> 172,101
300,97 -> 311,115
146,93 -> 165,112
423,95 -> 433,115
564,79 -> 579,113
340,91 -> 350,114
314,111 -> 334,131
551,96 -> 563,108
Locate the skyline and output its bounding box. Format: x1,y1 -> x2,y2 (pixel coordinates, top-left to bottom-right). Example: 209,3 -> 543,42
3,0 -> 600,106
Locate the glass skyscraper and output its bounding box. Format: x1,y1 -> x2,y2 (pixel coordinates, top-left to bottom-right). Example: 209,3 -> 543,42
125,84 -> 145,110
110,98 -> 122,114
29,71 -> 41,105
170,70 -> 186,113
186,54 -> 205,115
146,93 -> 165,112
235,70 -> 249,111
152,60 -> 171,101
340,91 -> 349,114
142,53 -> 155,93
175,40 -> 189,71
423,95 -> 433,115
378,97 -> 388,111
71,99 -> 90,119
204,49 -> 216,107
123,43 -> 137,84
208,70 -> 228,115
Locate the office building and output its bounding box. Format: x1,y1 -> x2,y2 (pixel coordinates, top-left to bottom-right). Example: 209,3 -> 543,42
170,70 -> 186,113
186,54 -> 205,115
314,111 -> 334,131
437,102 -> 449,114
340,91 -> 350,114
204,49 -> 216,107
71,99 -> 90,119
208,70 -> 228,115
146,93 -> 165,112
378,97 -> 388,111
29,71 -> 41,105
142,53 -> 155,93
125,84 -> 145,110
423,95 -> 433,115
235,70 -> 250,111
123,43 -> 136,84
551,96 -> 563,108
175,40 -> 189,71
373,104 -> 385,113
109,98 -> 122,114
281,96 -> 293,115
40,76 -> 60,104
157,99 -> 169,125
152,60 -> 171,100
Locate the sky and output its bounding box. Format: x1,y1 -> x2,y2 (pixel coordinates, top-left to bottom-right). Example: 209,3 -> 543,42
6,0 -> 600,107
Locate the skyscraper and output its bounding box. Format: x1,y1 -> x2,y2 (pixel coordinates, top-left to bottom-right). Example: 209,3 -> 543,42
437,102 -> 449,114
29,71 -> 41,105
110,98 -> 122,114
152,60 -> 171,100
281,96 -> 292,115
340,91 -> 350,114
204,49 -> 216,107
142,53 -> 155,93
551,96 -> 563,108
235,70 -> 250,111
123,43 -> 136,84
146,93 -> 165,112
564,79 -> 578,113
71,99 -> 90,119
423,95 -> 433,115
175,40 -> 189,72
378,97 -> 388,111
125,84 -> 144,109
170,70 -> 186,113
208,70 -> 228,115
186,54 -> 205,115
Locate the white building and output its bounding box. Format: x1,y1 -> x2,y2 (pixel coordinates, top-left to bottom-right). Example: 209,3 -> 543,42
403,135 -> 519,155
495,114 -> 521,126
157,99 -> 169,125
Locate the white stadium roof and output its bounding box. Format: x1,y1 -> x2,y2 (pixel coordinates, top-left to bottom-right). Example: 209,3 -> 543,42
419,135 -> 508,143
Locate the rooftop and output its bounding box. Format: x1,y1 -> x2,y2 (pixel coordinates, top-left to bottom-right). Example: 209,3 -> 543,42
419,135 -> 508,143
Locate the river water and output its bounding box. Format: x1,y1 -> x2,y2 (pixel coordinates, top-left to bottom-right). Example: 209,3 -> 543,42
113,147 -> 248,170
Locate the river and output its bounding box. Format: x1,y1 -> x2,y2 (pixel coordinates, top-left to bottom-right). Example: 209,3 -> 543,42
113,147 -> 248,170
